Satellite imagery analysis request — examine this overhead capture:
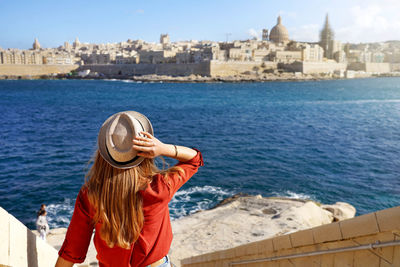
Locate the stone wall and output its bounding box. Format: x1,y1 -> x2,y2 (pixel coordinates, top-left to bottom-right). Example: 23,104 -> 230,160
348,62 -> 391,73
391,63 -> 400,72
209,61 -> 277,76
181,206 -> 400,267
78,61 -> 279,77
0,64 -> 78,77
280,61 -> 347,74
78,62 -> 210,77
0,206 -> 59,267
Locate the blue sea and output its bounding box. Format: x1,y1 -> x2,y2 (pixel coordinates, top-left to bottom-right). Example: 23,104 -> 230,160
0,78 -> 399,230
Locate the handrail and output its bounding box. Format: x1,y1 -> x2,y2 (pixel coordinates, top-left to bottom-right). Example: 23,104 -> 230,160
229,240 -> 400,266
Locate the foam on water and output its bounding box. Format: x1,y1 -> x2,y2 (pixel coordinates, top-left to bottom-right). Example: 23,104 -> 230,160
170,185 -> 231,219
271,190 -> 315,201
41,185 -> 232,228
45,199 -> 74,229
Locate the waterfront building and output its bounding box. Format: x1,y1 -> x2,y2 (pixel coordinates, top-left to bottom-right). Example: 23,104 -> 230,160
271,50 -> 302,63
43,52 -> 74,65
0,49 -> 42,64
137,50 -> 176,64
301,44 -> 324,62
269,16 -> 289,44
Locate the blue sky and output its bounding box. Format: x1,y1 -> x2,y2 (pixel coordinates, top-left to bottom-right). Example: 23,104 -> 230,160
1,0 -> 399,49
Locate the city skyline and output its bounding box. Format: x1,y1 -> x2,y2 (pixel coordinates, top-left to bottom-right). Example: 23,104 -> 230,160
1,0 -> 400,49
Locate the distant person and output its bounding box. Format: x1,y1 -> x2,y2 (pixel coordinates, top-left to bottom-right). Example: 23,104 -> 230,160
37,204 -> 46,217
55,111 -> 203,267
36,209 -> 49,241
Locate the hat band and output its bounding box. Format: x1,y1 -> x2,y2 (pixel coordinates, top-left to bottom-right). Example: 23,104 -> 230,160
105,143 -> 140,166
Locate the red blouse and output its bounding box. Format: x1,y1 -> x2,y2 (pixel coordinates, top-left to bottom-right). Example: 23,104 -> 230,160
59,150 -> 203,267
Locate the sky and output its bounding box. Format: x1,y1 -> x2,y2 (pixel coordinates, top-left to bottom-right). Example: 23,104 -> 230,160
1,0 -> 400,49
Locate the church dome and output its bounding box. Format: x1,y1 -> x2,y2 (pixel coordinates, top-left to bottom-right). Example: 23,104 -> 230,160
269,16 -> 289,44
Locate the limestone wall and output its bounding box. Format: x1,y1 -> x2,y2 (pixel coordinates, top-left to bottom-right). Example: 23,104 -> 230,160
391,63 -> 400,72
0,206 -> 59,267
302,62 -> 347,74
78,62 -> 210,77
181,206 -> 400,267
348,62 -> 391,73
209,61 -> 277,76
0,64 -> 79,77
79,61 -> 278,77
281,61 -> 347,74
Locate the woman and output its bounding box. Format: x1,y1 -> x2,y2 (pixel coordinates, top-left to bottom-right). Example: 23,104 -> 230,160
55,111 -> 203,267
36,209 -> 49,241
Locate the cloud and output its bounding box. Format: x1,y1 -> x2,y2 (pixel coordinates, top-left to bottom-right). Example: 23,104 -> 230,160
136,9 -> 144,14
287,1 -> 400,43
278,10 -> 297,19
247,28 -> 261,40
335,3 -> 400,42
289,24 -> 320,42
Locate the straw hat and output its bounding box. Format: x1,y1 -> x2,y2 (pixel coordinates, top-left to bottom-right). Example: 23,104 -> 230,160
98,111 -> 153,169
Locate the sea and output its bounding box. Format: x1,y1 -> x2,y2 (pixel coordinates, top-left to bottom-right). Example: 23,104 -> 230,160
0,78 -> 399,230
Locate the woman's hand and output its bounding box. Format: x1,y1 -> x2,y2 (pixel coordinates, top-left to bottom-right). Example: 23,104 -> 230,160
132,132 -> 198,161
132,132 -> 166,158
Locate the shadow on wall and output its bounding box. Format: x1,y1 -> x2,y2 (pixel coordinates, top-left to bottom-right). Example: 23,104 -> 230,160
0,206 -> 59,267
27,230 -> 38,267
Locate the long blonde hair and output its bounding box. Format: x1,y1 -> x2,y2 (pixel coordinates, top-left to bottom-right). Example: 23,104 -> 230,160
85,150 -> 183,249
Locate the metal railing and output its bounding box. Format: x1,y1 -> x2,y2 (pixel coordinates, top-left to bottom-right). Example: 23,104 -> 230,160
229,240 -> 400,266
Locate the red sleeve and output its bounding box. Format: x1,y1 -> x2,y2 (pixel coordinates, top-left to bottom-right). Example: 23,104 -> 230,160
58,187 -> 94,263
167,149 -> 204,198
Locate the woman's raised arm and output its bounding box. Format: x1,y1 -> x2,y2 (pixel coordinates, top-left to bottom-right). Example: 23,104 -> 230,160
133,132 -> 197,162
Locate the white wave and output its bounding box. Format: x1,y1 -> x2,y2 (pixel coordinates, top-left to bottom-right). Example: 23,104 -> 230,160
45,198 -> 74,228
44,185 -> 232,227
169,185 -> 231,219
173,185 -> 231,197
271,190 -> 314,201
305,99 -> 400,105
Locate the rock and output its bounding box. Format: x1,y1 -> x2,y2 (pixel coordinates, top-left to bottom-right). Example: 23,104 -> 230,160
283,201 -> 334,227
45,195 -> 355,267
322,202 -> 356,221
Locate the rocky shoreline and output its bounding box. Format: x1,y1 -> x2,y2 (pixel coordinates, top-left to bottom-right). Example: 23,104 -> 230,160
2,71 -> 400,83
41,194 -> 355,266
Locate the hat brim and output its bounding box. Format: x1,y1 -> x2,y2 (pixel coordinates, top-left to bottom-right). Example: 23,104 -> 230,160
98,111 -> 154,169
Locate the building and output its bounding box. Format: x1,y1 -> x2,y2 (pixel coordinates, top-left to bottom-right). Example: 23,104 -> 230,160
160,34 -> 170,45
73,37 -> 81,49
1,50 -> 42,64
269,16 -> 289,44
262,29 -> 269,41
32,38 -> 41,50
319,14 -> 334,59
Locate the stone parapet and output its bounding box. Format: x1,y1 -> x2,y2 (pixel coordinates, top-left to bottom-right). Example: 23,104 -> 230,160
77,62 -> 211,77
181,206 -> 400,267
0,64 -> 78,77
0,206 -> 59,267
348,62 -> 391,73
280,61 -> 347,74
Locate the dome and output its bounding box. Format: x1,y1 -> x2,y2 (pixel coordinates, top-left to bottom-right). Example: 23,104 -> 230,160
269,16 -> 289,44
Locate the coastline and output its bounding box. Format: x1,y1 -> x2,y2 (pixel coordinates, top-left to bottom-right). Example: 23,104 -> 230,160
1,72 -> 400,83
40,194 -> 355,266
